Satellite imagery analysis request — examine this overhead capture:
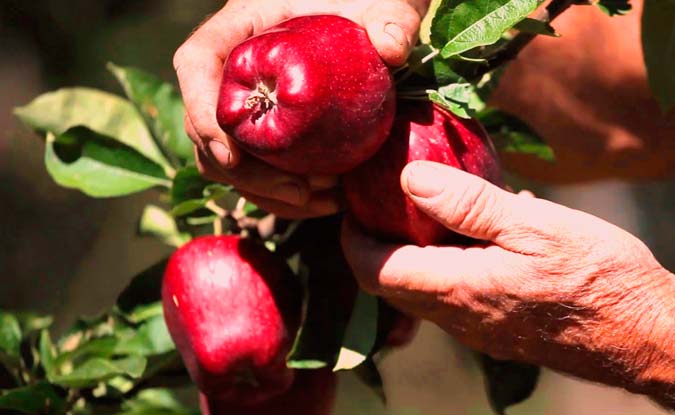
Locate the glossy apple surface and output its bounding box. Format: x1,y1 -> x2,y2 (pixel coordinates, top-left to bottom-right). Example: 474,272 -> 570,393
217,15 -> 395,175
343,101 -> 504,246
162,235 -> 302,405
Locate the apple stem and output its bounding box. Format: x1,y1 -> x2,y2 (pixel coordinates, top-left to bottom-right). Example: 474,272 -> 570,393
245,82 -> 277,113
395,47 -> 440,85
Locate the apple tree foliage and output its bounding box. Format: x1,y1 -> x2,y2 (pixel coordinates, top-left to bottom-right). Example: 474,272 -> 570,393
6,0 -> 674,413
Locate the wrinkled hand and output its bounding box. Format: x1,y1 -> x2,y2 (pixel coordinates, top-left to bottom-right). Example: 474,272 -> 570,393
175,0 -> 430,219
341,160 -> 675,401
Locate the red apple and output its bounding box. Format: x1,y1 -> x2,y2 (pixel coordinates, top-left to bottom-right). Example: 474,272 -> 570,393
216,15 -> 395,175
343,101 -> 504,246
200,368 -> 338,415
162,235 -> 302,405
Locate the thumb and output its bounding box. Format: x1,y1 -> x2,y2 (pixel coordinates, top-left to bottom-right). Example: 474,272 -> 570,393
401,161 -> 528,244
361,0 -> 424,66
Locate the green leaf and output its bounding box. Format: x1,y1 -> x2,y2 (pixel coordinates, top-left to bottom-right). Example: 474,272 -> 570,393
428,82 -> 486,119
114,316 -> 175,357
642,0 -> 675,112
50,355 -> 146,388
596,0 -> 632,16
477,109 -> 555,161
139,205 -> 191,248
0,313 -> 21,358
170,167 -> 231,217
14,87 -> 171,170
119,388 -> 198,415
513,17 -> 559,36
117,260 -> 168,320
45,127 -> 171,197
14,313 -> 53,335
0,382 -> 66,414
478,354 -> 540,415
334,290 -> 378,371
170,167 -> 210,206
431,0 -> 542,58
39,330 -> 56,377
108,63 -> 194,164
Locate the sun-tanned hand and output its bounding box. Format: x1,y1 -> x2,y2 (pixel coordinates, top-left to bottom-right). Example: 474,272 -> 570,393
174,0 -> 430,219
341,161 -> 675,408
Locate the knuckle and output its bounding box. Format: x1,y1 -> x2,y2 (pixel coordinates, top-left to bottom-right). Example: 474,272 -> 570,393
173,46 -> 189,73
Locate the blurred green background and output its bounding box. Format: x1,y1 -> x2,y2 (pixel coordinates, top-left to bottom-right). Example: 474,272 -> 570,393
0,1 -> 673,414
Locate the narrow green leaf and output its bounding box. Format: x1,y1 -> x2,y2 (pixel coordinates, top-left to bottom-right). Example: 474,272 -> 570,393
108,63 -> 194,164
477,109 -> 555,161
514,17 -> 559,36
139,205 -> 191,248
50,355 -> 147,388
39,330 -> 56,377
0,313 -> 21,358
45,128 -> 170,197
428,82 -> 485,119
0,382 -> 65,414
431,0 -> 542,58
14,87 -> 170,169
334,290 -> 378,371
596,0 -> 632,16
642,0 -> 675,112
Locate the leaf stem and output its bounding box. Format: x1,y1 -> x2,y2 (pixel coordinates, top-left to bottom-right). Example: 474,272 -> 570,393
396,47 -> 441,85
205,200 -> 227,236
474,0 -> 578,77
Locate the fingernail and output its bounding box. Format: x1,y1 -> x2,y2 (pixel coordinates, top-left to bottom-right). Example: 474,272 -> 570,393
404,163 -> 445,198
273,182 -> 306,206
384,23 -> 406,47
208,140 -> 232,168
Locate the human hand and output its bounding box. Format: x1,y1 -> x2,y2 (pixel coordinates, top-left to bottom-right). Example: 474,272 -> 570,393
175,0 -> 430,218
341,160 -> 675,402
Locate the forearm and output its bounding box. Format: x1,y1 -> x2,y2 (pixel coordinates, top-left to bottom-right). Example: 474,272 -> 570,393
584,266 -> 675,408
632,268 -> 675,409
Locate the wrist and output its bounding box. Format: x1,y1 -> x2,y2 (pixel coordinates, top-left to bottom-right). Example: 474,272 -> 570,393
627,268 -> 675,407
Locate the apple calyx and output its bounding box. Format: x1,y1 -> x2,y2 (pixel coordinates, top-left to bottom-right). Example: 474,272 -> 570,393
245,82 -> 277,116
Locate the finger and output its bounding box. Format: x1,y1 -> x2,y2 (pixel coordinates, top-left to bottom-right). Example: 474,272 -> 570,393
174,0 -> 289,168
518,189 -> 536,198
340,216 -> 518,298
195,149 -> 311,207
360,0 -> 426,66
239,190 -> 342,220
308,175 -> 339,192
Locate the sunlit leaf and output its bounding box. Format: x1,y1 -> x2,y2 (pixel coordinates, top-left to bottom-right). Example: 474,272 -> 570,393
14,87 -> 170,170
333,290 -> 378,371
108,63 -> 194,164
139,205 -> 191,248
431,0 -> 542,58
45,128 -> 170,197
